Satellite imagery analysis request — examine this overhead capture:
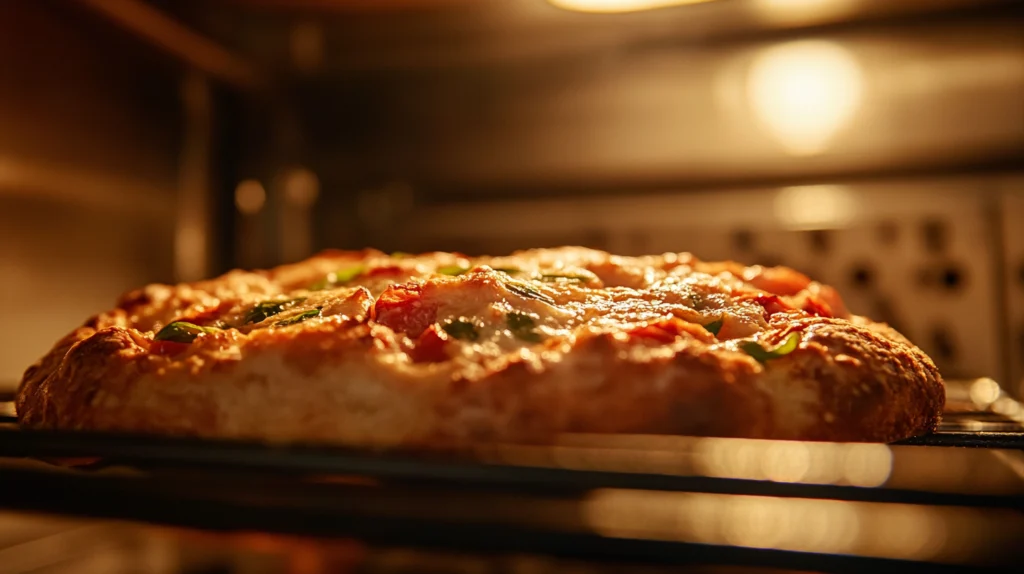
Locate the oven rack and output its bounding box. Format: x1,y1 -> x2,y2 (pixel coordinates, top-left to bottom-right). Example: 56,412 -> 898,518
1,382 -> 1023,572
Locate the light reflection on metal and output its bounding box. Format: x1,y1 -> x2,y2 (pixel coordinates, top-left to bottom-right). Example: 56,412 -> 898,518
843,443 -> 894,487
969,377 -> 1001,408
583,489 -> 1021,562
955,377 -> 1024,425
992,395 -> 1024,427
747,40 -> 863,156
992,397 -> 1022,417
991,450 -> 1024,482
235,180 -> 267,215
749,0 -> 858,26
774,185 -> 858,230
761,441 -> 810,482
547,0 -> 717,13
479,434 -> 894,488
697,437 -> 891,487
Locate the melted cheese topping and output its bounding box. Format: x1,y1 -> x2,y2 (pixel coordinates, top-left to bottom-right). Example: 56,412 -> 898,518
129,247 -> 849,368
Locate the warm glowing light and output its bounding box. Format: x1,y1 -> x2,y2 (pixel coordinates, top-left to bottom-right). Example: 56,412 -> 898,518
698,438 -> 767,481
969,377 -> 1001,408
774,185 -> 857,230
174,223 -> 206,281
797,500 -> 860,553
548,0 -> 716,13
234,179 -> 266,214
581,489 -> 980,560
842,443 -> 892,487
750,0 -> 857,26
761,441 -> 810,483
722,496 -> 789,548
868,506 -> 945,560
282,168 -> 320,207
697,437 -> 890,487
747,40 -> 863,155
801,441 -> 844,484
992,396 -> 1024,420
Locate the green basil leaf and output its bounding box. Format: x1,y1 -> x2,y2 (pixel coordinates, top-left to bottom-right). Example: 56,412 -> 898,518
703,320 -> 723,336
333,266 -> 366,283
311,266 -> 365,290
244,297 -> 306,325
492,267 -> 521,275
275,307 -> 322,327
506,312 -> 543,343
505,280 -> 556,305
437,264 -> 470,276
154,321 -> 219,344
442,319 -> 479,341
391,251 -> 412,259
740,332 -> 801,363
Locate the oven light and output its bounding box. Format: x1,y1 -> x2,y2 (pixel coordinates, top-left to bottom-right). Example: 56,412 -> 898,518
747,40 -> 863,156
969,377 -> 1001,408
547,0 -> 717,14
774,185 -> 857,230
749,0 -> 858,26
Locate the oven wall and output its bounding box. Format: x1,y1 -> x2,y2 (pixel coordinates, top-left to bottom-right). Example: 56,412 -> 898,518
0,1 -> 181,389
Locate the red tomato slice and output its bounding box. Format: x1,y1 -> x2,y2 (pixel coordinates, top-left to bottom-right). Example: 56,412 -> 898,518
372,284 -> 439,337
736,293 -> 793,321
628,317 -> 714,344
150,340 -> 191,356
746,266 -> 811,296
801,295 -> 834,318
408,324 -> 450,363
366,265 -> 407,278
180,301 -> 233,326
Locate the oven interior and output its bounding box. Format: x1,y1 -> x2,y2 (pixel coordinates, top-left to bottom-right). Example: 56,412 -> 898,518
1,0 -> 1023,572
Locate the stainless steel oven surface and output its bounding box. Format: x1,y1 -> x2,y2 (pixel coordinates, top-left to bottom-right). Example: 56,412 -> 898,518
1,0 -> 1022,572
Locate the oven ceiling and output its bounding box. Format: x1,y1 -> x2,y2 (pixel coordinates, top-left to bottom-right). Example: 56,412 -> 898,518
174,0 -> 1018,73
115,0 -> 1021,191
225,0 -> 470,11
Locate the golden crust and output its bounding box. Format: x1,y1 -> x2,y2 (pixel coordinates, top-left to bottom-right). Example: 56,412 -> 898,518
16,247 -> 944,446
